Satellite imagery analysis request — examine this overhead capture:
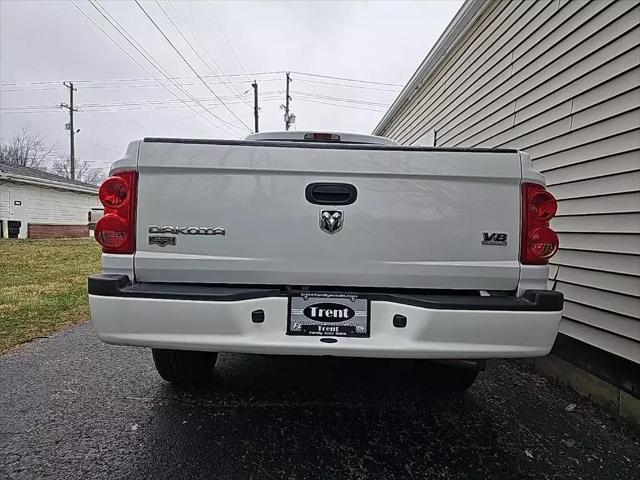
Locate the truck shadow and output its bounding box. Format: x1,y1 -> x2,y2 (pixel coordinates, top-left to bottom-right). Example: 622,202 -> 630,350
135,353 -> 512,479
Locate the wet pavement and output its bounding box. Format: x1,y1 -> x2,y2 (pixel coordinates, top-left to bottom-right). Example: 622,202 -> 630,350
1,323 -> 638,479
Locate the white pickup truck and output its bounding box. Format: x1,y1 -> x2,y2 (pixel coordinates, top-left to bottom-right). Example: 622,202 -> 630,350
88,131 -> 563,390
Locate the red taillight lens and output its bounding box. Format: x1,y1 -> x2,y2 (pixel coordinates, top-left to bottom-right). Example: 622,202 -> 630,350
521,182 -> 559,264
99,176 -> 130,209
95,214 -> 129,249
528,189 -> 557,221
526,226 -> 559,261
95,171 -> 137,254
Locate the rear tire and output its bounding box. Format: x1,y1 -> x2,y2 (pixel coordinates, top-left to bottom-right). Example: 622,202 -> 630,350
414,360 -> 480,392
151,348 -> 218,385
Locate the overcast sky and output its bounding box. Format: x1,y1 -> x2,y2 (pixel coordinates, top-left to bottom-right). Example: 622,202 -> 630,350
0,0 -> 462,170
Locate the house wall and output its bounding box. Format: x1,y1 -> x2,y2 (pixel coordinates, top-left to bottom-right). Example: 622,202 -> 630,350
0,182 -> 99,238
0,184 -> 8,238
25,186 -> 98,225
376,0 -> 640,365
0,184 -> 9,220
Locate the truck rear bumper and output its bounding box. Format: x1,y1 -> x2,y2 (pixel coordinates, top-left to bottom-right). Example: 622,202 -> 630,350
88,275 -> 563,359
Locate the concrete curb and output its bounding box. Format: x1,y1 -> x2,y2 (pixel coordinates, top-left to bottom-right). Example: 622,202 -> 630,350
531,354 -> 640,427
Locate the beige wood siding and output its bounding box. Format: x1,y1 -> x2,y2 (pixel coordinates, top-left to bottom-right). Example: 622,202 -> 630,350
378,0 -> 640,363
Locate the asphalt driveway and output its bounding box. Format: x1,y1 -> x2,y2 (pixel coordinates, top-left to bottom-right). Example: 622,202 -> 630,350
1,323 -> 638,479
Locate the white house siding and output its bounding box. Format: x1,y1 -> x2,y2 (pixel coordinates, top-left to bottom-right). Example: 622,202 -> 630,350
0,184 -> 9,220
25,185 -> 98,225
376,0 -> 640,364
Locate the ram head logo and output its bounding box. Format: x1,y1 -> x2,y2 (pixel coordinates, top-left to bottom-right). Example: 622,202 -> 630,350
319,210 -> 343,235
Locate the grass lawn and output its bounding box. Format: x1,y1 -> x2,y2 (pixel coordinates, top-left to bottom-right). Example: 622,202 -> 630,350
0,238 -> 101,353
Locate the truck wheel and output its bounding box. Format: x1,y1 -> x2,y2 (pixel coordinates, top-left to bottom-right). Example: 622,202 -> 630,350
151,348 -> 218,384
414,361 -> 480,392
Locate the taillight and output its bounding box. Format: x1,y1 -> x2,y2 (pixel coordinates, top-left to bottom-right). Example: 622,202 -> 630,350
99,176 -> 130,209
95,171 -> 137,254
521,182 -> 559,264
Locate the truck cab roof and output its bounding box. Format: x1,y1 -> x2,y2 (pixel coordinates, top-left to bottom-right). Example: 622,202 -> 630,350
244,131 -> 397,145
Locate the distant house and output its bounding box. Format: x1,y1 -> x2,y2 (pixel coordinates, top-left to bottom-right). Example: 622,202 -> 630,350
0,162 -> 99,239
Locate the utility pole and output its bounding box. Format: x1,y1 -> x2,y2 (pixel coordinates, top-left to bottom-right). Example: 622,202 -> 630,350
285,72 -> 291,130
60,82 -> 78,179
252,81 -> 259,133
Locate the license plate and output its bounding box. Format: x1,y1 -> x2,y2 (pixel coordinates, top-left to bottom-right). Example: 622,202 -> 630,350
287,293 -> 369,338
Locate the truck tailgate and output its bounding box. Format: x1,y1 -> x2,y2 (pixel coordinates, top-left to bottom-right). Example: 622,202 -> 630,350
134,140 -> 522,290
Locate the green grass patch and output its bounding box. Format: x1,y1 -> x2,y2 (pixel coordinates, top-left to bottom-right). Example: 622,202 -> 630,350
0,238 -> 101,353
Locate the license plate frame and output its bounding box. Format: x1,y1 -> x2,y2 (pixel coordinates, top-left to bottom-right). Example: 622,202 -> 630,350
287,293 -> 370,338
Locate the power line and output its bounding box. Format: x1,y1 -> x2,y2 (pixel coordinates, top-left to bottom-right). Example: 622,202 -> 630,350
295,92 -> 390,107
0,71 -> 284,87
0,92 -> 286,110
1,105 -> 57,111
156,0 -> 251,108
206,1 -> 250,82
0,97 -> 283,114
0,111 -> 64,114
0,78 -> 283,92
166,0 -> 252,102
295,78 -> 401,92
1,71 -> 400,88
76,136 -> 121,154
78,90 -> 281,106
296,98 -> 387,113
91,0 -> 243,135
134,0 -> 252,132
290,71 -> 403,87
92,0 -> 244,134
71,0 -> 238,136
0,95 -> 273,110
84,160 -> 116,164
81,112 -> 199,130
1,71 -> 400,91
1,85 -> 66,92
3,86 -> 391,116
70,1 -> 159,81
1,97 -> 373,115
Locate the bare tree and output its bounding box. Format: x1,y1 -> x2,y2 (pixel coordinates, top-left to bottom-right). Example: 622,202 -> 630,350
0,124 -> 57,168
50,155 -> 106,185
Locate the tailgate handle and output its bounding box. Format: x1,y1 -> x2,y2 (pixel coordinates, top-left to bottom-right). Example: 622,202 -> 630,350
305,183 -> 357,205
